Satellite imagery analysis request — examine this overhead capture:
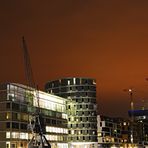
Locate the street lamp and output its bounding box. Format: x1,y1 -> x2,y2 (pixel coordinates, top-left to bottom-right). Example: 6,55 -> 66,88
123,88 -> 134,145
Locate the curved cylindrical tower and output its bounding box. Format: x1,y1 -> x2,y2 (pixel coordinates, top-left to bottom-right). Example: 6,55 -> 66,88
45,77 -> 98,146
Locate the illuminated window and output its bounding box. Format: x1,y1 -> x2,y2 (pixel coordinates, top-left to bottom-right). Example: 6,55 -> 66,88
73,78 -> 76,84
62,113 -> 67,119
21,114 -> 28,121
71,130 -> 74,135
6,112 -> 11,119
20,132 -> 28,139
46,126 -> 68,134
93,80 -> 96,85
98,133 -> 102,137
68,80 -> 70,85
6,142 -> 10,148
71,116 -> 74,121
6,132 -> 10,138
12,132 -> 19,139
123,122 -> 126,126
12,112 -> 20,120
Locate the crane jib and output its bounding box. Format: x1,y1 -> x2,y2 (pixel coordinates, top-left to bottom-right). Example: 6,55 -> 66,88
22,37 -> 51,148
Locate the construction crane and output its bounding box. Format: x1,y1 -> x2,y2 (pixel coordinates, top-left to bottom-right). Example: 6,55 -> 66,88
22,37 -> 51,148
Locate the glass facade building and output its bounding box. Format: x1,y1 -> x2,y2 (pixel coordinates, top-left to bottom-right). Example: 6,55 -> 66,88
0,83 -> 68,148
45,77 -> 98,148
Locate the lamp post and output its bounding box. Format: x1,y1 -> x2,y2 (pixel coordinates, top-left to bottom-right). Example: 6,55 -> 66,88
123,88 -> 134,146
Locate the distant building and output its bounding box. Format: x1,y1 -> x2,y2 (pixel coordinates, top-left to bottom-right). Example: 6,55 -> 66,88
0,83 -> 68,148
97,115 -> 141,147
45,77 -> 98,148
97,115 -> 127,147
128,109 -> 148,145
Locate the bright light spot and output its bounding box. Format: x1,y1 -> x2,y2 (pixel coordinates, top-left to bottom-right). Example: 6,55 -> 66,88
123,122 -> 126,126
129,89 -> 132,92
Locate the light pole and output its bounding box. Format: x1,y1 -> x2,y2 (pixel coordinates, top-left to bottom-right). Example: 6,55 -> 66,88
123,88 -> 134,146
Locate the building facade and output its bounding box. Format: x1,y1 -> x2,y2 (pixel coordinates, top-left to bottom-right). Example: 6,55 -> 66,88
0,83 -> 68,148
97,115 -> 145,148
97,115 -> 126,147
128,109 -> 148,145
45,77 -> 98,148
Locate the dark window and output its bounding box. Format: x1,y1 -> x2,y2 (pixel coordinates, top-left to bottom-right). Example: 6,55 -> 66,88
61,79 -> 67,86
82,79 -> 87,84
20,143 -> 23,147
78,124 -> 83,128
77,86 -> 83,91
82,105 -> 86,109
90,99 -> 96,103
82,117 -> 87,122
76,92 -> 80,97
85,124 -> 90,128
88,104 -> 93,109
84,86 -> 89,90
6,103 -> 10,109
102,127 -> 110,132
78,98 -> 82,103
76,78 -> 80,85
12,103 -> 19,111
77,105 -> 80,109
53,88 -> 59,93
72,124 -> 76,128
57,120 -> 62,125
84,111 -> 89,116
86,104 -> 88,108
6,122 -> 10,128
21,123 -> 27,130
52,120 -> 56,124
12,122 -> 19,129
54,80 -> 59,87
100,122 -> 102,127
46,118 -> 51,124
12,112 -> 19,120
6,144 -> 9,148
11,144 -> 16,148
20,104 -> 27,112
60,87 -> 66,92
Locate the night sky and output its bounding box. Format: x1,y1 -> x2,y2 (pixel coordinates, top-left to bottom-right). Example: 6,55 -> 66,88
1,0 -> 148,117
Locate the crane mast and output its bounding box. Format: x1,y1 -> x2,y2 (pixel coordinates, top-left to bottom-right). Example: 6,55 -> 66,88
22,37 -> 51,148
